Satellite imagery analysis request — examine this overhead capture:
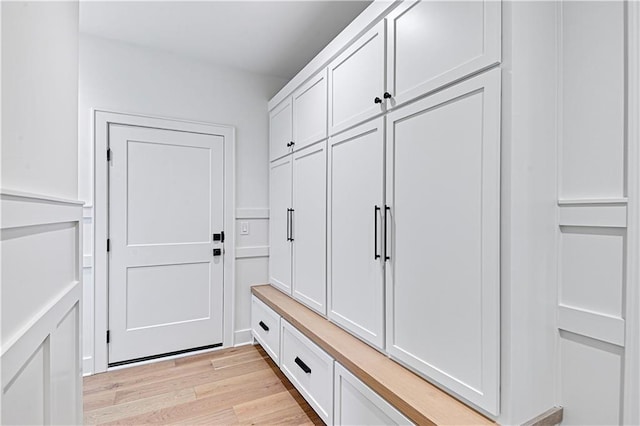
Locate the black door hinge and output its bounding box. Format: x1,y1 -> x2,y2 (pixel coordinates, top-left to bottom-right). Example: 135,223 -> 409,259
106,330 -> 110,343
213,231 -> 225,243
107,239 -> 110,252
107,148 -> 112,161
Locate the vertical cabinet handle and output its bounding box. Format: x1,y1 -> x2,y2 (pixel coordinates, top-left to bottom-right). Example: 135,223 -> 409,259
384,205 -> 391,261
294,356 -> 311,374
289,209 -> 295,242
286,208 -> 291,241
374,205 -> 381,259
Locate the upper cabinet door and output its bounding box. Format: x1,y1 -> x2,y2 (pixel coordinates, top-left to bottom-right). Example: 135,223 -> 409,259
385,69 -> 501,415
386,0 -> 501,108
328,21 -> 386,136
270,97 -> 293,162
293,70 -> 328,151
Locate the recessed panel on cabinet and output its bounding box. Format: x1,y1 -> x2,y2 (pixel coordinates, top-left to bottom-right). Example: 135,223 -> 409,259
385,69 -> 501,414
269,156 -> 293,293
281,319 -> 334,424
270,97 -> 293,161
334,362 -> 413,425
328,118 -> 385,349
386,0 -> 501,107
328,21 -> 386,136
251,295 -> 281,365
292,141 -> 327,315
293,70 -> 328,150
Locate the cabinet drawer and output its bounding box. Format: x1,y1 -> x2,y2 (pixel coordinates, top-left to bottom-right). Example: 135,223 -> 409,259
251,296 -> 281,365
335,362 -> 413,426
281,319 -> 334,424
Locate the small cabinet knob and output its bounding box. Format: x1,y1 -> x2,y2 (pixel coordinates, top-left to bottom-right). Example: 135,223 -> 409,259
374,97 -> 382,104
383,92 -> 392,99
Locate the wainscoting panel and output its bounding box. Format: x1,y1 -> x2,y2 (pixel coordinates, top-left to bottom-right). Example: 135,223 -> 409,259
0,191 -> 83,424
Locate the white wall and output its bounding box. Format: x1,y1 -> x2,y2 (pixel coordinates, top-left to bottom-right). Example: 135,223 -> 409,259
1,2 -> 83,423
2,2 -> 79,200
78,34 -> 286,373
499,2 -> 558,424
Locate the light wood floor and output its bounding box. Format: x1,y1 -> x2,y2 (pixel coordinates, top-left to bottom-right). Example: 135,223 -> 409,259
83,344 -> 324,425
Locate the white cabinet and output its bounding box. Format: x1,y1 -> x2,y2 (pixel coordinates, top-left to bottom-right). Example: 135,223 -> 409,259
269,141 -> 327,315
251,296 -> 281,365
270,70 -> 328,161
386,0 -> 501,107
269,156 -> 293,293
334,362 -> 413,426
293,70 -> 328,151
270,97 -> 293,161
385,69 -> 501,414
292,142 -> 327,315
328,21 -> 386,136
281,320 -> 334,425
328,118 -> 385,349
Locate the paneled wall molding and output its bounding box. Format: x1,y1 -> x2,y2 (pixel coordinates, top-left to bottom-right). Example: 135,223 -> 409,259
1,282 -> 81,382
558,198 -> 628,205
557,304 -> 625,347
1,192 -> 83,423
235,208 -> 269,219
1,190 -> 84,229
235,246 -> 269,259
558,202 -> 627,228
623,1 -> 640,423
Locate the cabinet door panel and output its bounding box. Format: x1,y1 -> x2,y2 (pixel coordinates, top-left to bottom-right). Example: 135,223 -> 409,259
328,118 -> 384,348
334,363 -> 413,425
328,21 -> 385,136
293,70 -> 328,151
386,69 -> 500,414
387,0 -> 501,107
292,141 -> 327,315
269,156 -> 292,293
270,98 -> 293,161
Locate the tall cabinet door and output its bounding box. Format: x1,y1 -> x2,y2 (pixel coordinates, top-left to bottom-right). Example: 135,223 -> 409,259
269,156 -> 293,293
328,118 -> 385,349
292,141 -> 327,315
328,21 -> 386,136
270,97 -> 293,161
385,69 -> 501,414
386,0 -> 501,108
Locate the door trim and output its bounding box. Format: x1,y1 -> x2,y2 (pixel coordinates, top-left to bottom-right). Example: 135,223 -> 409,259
93,109 -> 236,374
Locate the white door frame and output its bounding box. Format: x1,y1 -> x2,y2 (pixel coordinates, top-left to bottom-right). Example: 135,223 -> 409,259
93,110 -> 235,374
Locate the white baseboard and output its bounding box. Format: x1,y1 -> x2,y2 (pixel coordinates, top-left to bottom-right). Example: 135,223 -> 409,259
83,356 -> 94,376
234,328 -> 253,346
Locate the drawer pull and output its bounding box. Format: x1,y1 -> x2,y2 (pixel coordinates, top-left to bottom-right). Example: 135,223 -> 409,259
294,356 -> 311,374
259,321 -> 269,332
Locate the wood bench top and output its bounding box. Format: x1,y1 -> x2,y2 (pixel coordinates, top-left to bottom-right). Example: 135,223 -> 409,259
251,284 -> 495,426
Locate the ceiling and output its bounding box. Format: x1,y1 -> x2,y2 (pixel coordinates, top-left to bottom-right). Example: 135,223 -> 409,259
80,1 -> 372,80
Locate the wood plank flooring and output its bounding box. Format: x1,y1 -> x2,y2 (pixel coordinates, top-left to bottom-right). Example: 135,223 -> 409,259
83,345 -> 324,425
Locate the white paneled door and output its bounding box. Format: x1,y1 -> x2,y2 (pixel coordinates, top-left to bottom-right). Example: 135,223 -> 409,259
108,124 -> 225,364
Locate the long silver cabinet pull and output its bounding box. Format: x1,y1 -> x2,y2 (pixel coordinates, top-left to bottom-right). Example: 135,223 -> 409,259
286,208 -> 291,241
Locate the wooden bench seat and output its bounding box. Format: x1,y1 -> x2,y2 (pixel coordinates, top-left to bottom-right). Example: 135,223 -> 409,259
251,284 -> 495,426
